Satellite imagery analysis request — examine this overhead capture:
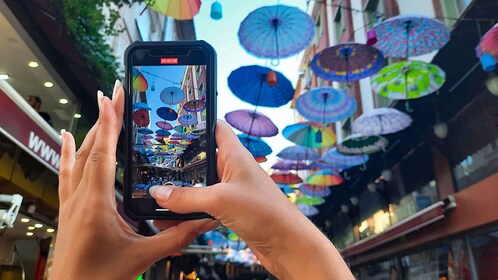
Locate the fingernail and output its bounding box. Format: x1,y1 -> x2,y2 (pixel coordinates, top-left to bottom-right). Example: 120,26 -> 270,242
149,185 -> 173,200
97,90 -> 104,109
112,80 -> 121,98
60,129 -> 66,142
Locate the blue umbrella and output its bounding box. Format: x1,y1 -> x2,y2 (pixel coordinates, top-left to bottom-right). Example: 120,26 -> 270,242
202,231 -> 228,248
133,102 -> 152,110
185,134 -> 200,140
160,87 -> 185,105
155,130 -> 171,137
238,5 -> 314,59
271,159 -> 310,171
237,134 -> 272,157
295,87 -> 357,123
322,148 -> 369,169
296,204 -> 319,217
156,107 -> 178,121
276,145 -> 320,161
137,128 -> 154,134
311,159 -> 350,170
228,65 -> 294,108
277,183 -> 296,195
178,113 -> 197,126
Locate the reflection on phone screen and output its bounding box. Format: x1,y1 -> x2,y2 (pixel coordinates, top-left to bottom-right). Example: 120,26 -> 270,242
131,64 -> 208,200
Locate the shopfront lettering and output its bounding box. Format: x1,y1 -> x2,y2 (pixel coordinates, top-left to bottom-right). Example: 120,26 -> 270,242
28,131 -> 60,169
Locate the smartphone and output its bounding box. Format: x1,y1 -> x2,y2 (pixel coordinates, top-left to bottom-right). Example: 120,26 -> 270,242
123,41 -> 217,220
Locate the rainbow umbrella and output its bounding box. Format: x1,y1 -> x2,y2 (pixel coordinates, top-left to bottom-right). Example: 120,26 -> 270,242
295,195 -> 325,206
225,109 -> 278,137
297,204 -> 319,217
237,134 -> 272,157
174,125 -> 189,133
156,107 -> 178,121
270,171 -> 303,184
183,99 -> 206,112
295,87 -> 357,123
156,121 -> 173,130
306,170 -> 344,187
145,0 -> 201,20
132,68 -> 148,92
282,122 -> 336,148
299,184 -> 331,198
160,87 -> 185,105
276,145 -> 320,161
178,113 -> 197,126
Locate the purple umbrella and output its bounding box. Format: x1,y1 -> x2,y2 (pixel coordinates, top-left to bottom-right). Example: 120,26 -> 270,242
141,135 -> 154,140
225,109 -> 278,137
156,121 -> 173,130
296,204 -> 319,217
295,87 -> 357,123
322,148 -> 369,169
183,99 -> 206,112
160,87 -> 185,105
178,113 -> 197,126
271,159 -> 310,171
276,145 -> 320,161
352,108 -> 412,136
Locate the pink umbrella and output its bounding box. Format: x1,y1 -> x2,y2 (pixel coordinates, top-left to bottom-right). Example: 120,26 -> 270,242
225,109 -> 278,137
156,121 -> 173,130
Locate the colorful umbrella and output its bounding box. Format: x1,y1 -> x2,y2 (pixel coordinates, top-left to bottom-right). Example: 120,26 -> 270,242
276,145 -> 320,161
228,65 -> 294,108
306,170 -> 344,187
178,113 -> 197,126
183,99 -> 206,112
255,156 -> 268,163
352,108 -> 412,136
156,121 -> 173,130
476,23 -> 498,59
138,128 -> 154,134
133,102 -> 151,110
299,184 -> 331,198
295,195 -> 325,206
270,171 -> 303,184
282,122 -> 336,148
237,134 -> 272,157
310,42 -> 385,83
156,107 -> 178,121
160,87 -> 185,105
174,125 -> 189,133
225,109 -> 278,137
337,134 -> 389,155
371,61 -> 445,100
132,68 -> 148,92
185,134 -> 200,140
372,14 -> 450,58
271,159 -> 310,171
321,148 -> 369,169
145,0 -> 201,20
278,184 -> 296,195
141,135 -> 154,140
133,109 -> 150,127
295,87 -> 357,123
311,159 -> 350,170
238,5 -> 314,59
155,130 -> 171,137
296,204 -> 319,217
202,230 -> 228,248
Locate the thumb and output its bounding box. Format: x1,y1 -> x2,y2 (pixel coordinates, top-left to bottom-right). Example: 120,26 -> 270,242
149,185 -> 221,216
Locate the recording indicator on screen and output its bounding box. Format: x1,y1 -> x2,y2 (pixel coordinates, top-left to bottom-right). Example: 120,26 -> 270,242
160,57 -> 179,64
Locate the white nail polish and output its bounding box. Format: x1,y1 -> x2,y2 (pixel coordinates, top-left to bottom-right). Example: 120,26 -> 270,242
60,129 -> 66,137
113,80 -> 121,98
97,90 -> 104,109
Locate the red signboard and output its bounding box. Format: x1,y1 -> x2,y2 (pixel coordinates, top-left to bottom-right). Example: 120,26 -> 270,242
0,81 -> 61,174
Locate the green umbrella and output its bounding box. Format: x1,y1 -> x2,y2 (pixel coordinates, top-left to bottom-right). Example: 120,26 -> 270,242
337,133 -> 389,155
371,61 -> 445,100
295,195 -> 325,206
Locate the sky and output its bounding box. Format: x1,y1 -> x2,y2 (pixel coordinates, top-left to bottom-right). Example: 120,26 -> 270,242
194,0 -> 309,170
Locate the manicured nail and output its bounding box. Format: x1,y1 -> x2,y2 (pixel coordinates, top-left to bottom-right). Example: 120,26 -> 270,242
149,185 -> 173,200
113,79 -> 121,98
60,129 -> 66,142
97,90 -> 104,110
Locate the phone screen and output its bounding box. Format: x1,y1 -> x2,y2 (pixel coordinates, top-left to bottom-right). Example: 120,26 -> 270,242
126,45 -> 215,218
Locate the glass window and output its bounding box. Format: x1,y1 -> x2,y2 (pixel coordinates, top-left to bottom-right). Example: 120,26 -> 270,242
355,259 -> 395,280
470,229 -> 498,279
315,13 -> 323,48
364,0 -> 385,29
333,7 -> 345,43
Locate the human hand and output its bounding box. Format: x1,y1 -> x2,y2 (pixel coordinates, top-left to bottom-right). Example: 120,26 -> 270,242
151,121 -> 354,279
49,81 -> 219,280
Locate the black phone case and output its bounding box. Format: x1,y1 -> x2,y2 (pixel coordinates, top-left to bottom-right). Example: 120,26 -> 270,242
123,41 -> 217,220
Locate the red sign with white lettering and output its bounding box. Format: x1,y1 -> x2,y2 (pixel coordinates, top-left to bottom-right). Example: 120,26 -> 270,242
160,57 -> 179,64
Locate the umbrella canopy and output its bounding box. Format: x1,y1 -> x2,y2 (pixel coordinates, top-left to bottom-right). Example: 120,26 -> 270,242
225,109 -> 278,137
278,184 -> 296,195
133,102 -> 152,110
310,42 -> 385,83
306,170 -> 344,187
203,230 -> 228,248
372,61 -> 445,100
282,122 -> 336,148
133,109 -> 150,127
145,0 -> 201,20
238,5 -> 314,59
156,107 -> 178,121
185,134 -> 200,140
372,14 -> 450,58
132,68 -> 148,92
156,121 -> 173,130
228,65 -> 294,108
270,171 -> 303,184
295,195 -> 326,206
476,23 -> 498,59
276,145 -> 320,161
299,184 -> 331,198
255,156 -> 268,163
141,135 -> 154,140
237,134 -> 272,157
352,107 -> 412,135
178,113 -> 197,126
138,128 -> 154,135
322,148 -> 369,169
160,87 -> 185,105
183,99 -> 206,112
271,159 -> 310,171
296,204 -> 319,217
337,134 -> 389,155
295,87 -> 357,123
155,130 -> 171,137
174,125 -> 189,133
311,159 -> 349,170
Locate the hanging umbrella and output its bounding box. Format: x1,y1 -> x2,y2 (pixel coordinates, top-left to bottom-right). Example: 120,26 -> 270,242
372,14 -> 450,58
183,99 -> 206,112
160,87 -> 185,105
185,134 -> 200,140
238,5 -> 314,59
296,204 -> 319,217
178,113 -> 197,126
228,65 -> 294,108
306,170 -> 344,187
282,122 -> 336,148
295,195 -> 325,206
156,121 -> 173,130
156,107 -> 178,121
276,145 -> 320,161
202,230 -> 228,248
337,134 -> 389,155
371,61 -> 445,100
141,135 -> 154,140
145,0 -> 201,20
352,107 -> 412,136
476,23 -> 498,59
271,159 -> 310,171
270,171 -> 303,184
255,156 -> 268,163
174,125 -> 189,133
133,109 -> 150,127
132,68 -> 148,92
133,102 -> 152,110
311,159 -> 350,170
322,148 -> 369,169
310,42 -> 386,83
278,183 -> 296,195
225,109 -> 278,137
155,130 -> 171,137
138,128 -> 154,135
295,87 -> 357,123
237,134 -> 272,157
299,184 -> 331,198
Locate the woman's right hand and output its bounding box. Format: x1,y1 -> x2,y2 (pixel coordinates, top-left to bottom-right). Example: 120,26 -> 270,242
150,121 -> 354,279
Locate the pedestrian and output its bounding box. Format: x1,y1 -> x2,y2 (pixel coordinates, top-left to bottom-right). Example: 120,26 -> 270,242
27,95 -> 53,127
49,80 -> 354,280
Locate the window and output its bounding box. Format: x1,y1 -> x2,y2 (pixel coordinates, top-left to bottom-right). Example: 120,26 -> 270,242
195,65 -> 202,81
315,13 -> 323,48
333,6 -> 346,43
364,0 -> 385,29
198,83 -> 204,98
